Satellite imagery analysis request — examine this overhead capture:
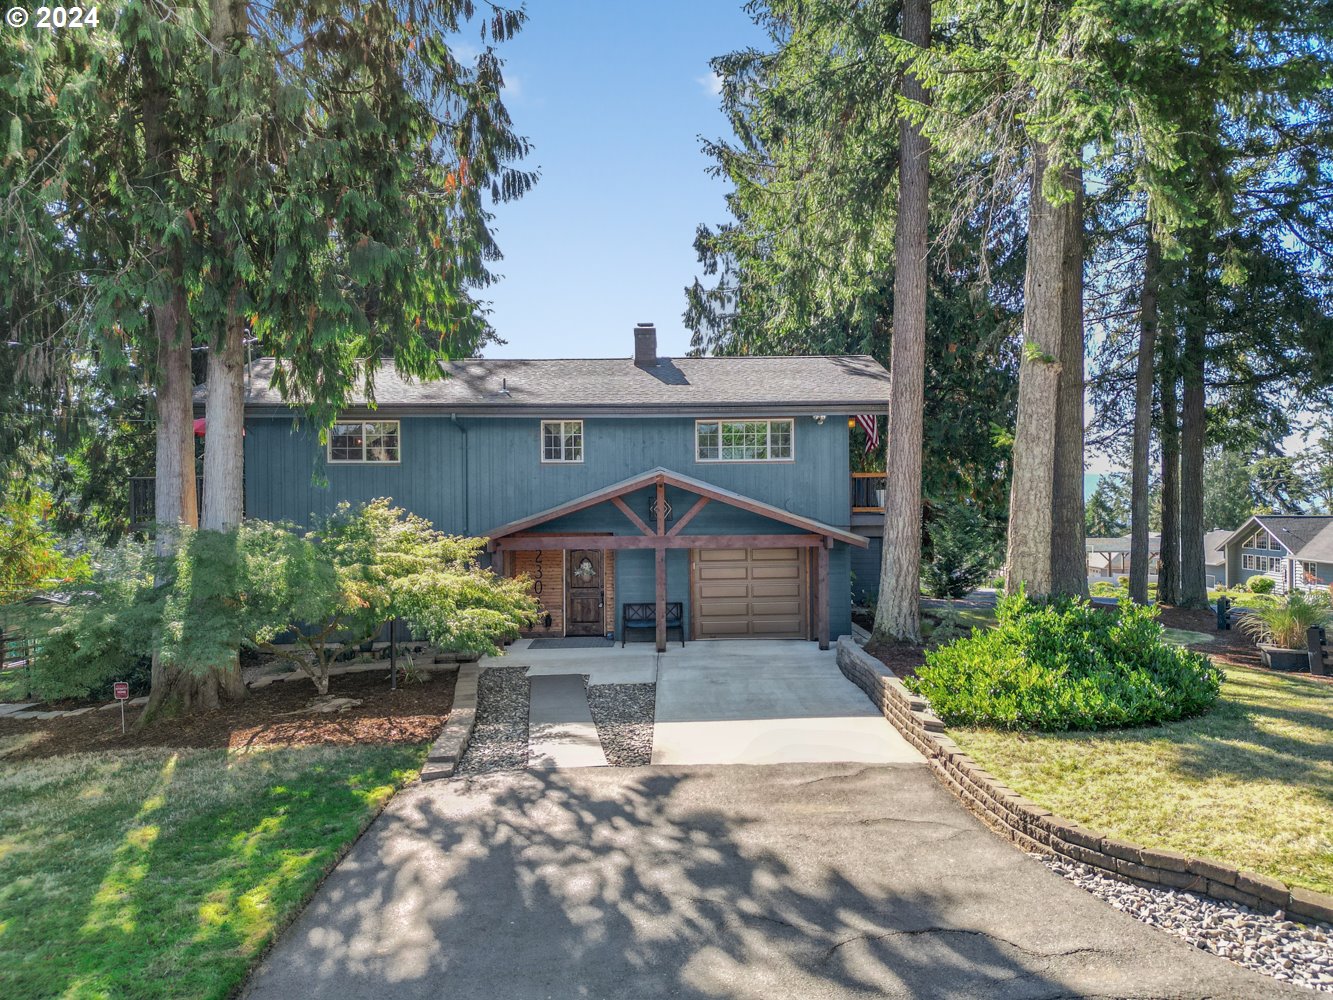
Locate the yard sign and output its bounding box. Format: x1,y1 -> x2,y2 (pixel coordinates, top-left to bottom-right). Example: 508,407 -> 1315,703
113,681 -> 129,733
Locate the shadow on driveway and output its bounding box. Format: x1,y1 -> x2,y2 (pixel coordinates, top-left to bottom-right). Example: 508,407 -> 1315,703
243,763 -> 1300,999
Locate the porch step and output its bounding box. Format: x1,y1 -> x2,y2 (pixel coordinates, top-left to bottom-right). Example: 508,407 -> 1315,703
527,673 -> 608,769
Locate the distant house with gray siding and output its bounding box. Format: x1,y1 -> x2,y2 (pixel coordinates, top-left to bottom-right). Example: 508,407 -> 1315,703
219,324 -> 889,649
1220,515 -> 1333,594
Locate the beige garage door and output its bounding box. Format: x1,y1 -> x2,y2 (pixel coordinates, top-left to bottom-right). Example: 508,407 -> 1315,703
693,547 -> 807,639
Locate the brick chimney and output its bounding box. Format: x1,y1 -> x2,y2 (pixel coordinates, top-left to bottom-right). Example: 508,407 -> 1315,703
633,322 -> 658,367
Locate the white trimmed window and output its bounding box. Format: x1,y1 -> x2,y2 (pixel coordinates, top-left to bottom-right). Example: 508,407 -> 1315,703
1247,528 -> 1283,552
328,420 -> 399,463
696,419 -> 795,462
541,420 -> 583,463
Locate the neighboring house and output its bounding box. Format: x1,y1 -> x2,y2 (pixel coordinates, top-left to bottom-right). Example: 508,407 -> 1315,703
1085,529 -> 1230,588
1086,534 -> 1160,584
1219,515 -> 1333,595
212,324 -> 889,649
1203,529 -> 1231,589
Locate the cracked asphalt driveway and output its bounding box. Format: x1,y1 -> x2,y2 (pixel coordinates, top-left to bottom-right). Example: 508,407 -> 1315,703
242,763 -> 1302,999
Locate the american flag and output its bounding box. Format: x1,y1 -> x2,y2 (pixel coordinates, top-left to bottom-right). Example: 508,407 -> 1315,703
855,414 -> 880,454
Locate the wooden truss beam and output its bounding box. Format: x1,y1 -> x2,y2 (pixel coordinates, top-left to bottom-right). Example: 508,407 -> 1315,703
491,533 -> 824,552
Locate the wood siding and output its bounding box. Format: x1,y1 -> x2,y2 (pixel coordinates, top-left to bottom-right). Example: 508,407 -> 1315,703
243,414 -> 851,534
243,413 -> 853,639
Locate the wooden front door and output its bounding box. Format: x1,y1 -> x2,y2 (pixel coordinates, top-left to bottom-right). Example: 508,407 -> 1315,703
565,549 -> 604,636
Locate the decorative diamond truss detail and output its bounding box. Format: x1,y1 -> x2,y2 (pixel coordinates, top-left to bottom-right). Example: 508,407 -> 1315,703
649,496 -> 673,523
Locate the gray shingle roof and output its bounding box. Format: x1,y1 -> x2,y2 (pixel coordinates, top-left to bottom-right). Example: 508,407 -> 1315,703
1253,515 -> 1333,556
1204,529 -> 1231,560
226,355 -> 891,415
1294,521 -> 1333,563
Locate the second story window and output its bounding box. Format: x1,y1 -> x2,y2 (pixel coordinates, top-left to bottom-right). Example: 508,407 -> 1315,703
329,420 -> 400,463
542,420 -> 583,463
696,418 -> 795,462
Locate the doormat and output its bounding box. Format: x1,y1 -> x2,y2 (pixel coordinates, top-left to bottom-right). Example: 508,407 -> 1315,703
527,637 -> 614,650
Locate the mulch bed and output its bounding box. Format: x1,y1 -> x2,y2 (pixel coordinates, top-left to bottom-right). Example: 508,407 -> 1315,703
0,668 -> 456,761
1156,605 -> 1333,683
864,639 -> 927,680
1155,606 -> 1263,669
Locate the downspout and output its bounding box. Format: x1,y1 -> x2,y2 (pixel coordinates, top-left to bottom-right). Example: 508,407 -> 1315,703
450,413 -> 468,535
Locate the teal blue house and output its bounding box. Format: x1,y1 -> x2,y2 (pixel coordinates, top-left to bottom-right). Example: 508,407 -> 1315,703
237,324 -> 889,650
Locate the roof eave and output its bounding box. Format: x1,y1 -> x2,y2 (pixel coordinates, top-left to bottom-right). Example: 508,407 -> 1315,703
241,402 -> 889,418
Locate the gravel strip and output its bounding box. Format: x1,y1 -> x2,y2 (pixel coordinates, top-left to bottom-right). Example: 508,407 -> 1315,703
1038,854 -> 1333,992
455,667 -> 530,775
586,683 -> 655,767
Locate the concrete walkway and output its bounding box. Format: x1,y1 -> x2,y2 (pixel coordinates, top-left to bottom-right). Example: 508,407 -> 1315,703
527,674 -> 608,769
652,640 -> 918,765
242,763 -> 1301,1000
488,638 -> 659,686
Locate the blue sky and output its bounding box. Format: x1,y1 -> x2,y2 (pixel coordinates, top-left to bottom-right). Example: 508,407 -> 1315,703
472,1 -> 767,359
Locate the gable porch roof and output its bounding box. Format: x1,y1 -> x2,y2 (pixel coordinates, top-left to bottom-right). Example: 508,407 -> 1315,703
484,467 -> 867,548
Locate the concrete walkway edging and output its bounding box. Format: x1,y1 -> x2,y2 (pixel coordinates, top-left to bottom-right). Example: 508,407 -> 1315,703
834,635 -> 1333,926
421,661 -> 481,782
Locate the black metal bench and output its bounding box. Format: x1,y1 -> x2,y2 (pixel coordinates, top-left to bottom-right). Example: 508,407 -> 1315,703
622,602 -> 684,647
1309,626 -> 1329,677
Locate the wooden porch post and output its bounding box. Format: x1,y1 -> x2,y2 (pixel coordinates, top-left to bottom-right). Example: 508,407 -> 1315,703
656,477 -> 667,652
655,546 -> 667,652
817,539 -> 830,650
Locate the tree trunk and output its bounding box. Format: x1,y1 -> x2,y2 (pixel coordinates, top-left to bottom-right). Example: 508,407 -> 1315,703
195,0 -> 251,704
1158,325 -> 1181,606
1006,144 -> 1066,598
872,0 -> 930,644
1050,162 -> 1087,598
1128,232 -> 1160,605
139,24 -> 210,727
153,299 -> 197,547
1179,238 -> 1209,608
144,0 -> 251,726
202,318 -> 247,531
201,0 -> 250,535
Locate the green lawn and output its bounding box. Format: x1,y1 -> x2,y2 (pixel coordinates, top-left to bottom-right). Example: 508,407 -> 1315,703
0,743 -> 424,1000
950,665 -> 1333,895
921,605 -> 997,640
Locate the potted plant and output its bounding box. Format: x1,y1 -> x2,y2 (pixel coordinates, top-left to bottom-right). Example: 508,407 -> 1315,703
1238,591 -> 1333,670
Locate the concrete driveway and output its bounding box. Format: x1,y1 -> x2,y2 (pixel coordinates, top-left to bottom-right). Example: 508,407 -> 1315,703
484,637 -> 918,766
242,763 -> 1300,1000
651,640 -> 918,765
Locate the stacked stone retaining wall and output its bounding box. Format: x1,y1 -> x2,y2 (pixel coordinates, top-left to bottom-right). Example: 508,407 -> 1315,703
835,635 -> 1333,926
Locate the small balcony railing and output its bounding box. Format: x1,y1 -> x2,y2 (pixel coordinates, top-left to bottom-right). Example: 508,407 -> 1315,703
851,472 -> 886,514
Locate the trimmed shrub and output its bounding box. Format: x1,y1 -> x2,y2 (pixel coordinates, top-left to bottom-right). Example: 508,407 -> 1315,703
21,541 -> 156,702
907,591 -> 1223,731
1248,575 -> 1276,594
